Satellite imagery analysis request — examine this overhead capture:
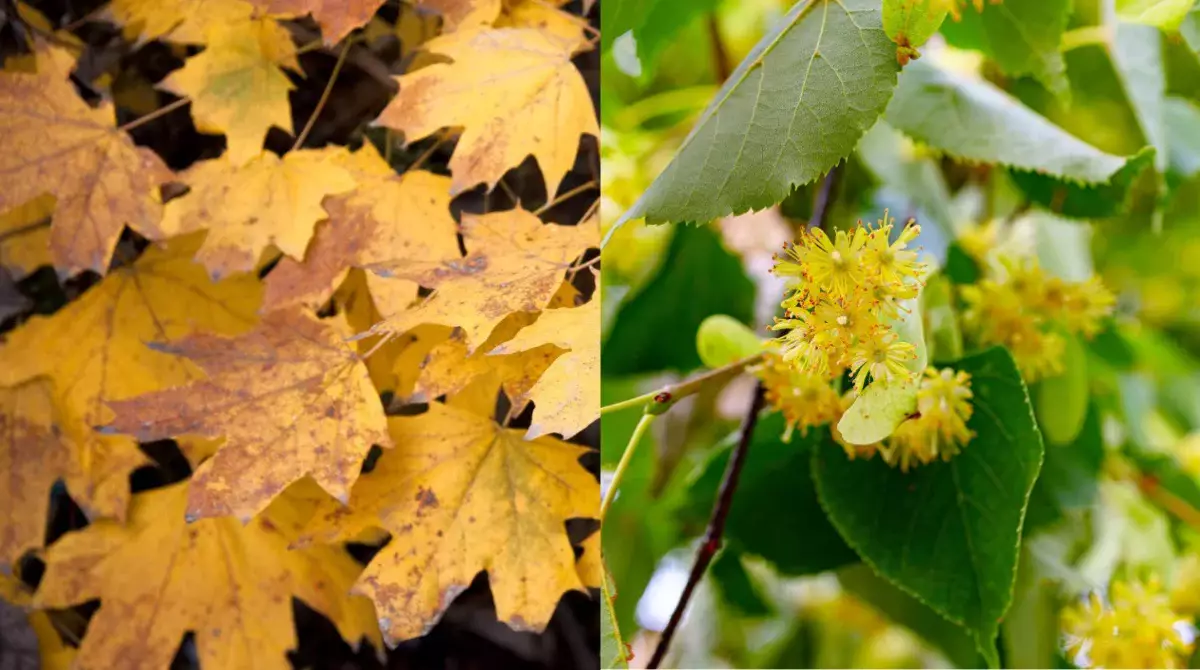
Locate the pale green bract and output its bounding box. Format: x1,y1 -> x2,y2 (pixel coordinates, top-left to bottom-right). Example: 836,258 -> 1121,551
695,314 -> 763,368
885,60 -> 1151,185
837,377 -> 919,445
611,0 -> 900,235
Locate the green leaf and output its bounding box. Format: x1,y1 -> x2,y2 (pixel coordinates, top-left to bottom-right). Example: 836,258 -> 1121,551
944,243 -> 983,284
710,548 -> 774,616
939,0 -> 1070,97
883,0 -> 949,59
838,564 -> 985,668
886,60 -> 1153,188
617,0 -> 901,227
603,225 -> 755,375
856,121 -> 955,235
1035,330 -> 1090,446
601,0 -> 723,66
1183,5 -> 1200,57
696,314 -> 763,369
1117,0 -> 1193,30
1165,97 -> 1200,181
923,273 -> 963,364
602,567 -> 630,669
814,347 -> 1045,668
836,378 -> 919,445
1112,23 -> 1168,174
1007,147 -> 1155,219
679,413 -> 858,575
1025,402 -> 1104,532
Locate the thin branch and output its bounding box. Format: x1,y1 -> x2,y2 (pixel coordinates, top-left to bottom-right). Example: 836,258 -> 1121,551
600,352 -> 764,416
706,13 -> 731,81
647,382 -> 767,669
534,180 -> 598,216
600,413 -> 655,521
809,164 -> 841,232
118,97 -> 190,133
1138,473 -> 1200,532
0,216 -> 51,243
292,38 -> 354,150
409,131 -> 450,172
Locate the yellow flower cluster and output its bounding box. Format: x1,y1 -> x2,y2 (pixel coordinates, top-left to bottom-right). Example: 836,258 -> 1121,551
879,367 -> 975,471
771,214 -> 927,390
1061,575 -> 1194,669
756,352 -> 842,440
962,257 -> 1114,381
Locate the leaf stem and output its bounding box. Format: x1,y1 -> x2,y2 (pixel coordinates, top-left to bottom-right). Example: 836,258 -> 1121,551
118,97 -> 190,133
1137,473 -> 1200,532
292,38 -> 353,150
599,352 -> 764,416
647,382 -> 766,669
535,179 -> 599,216
599,413 -> 655,521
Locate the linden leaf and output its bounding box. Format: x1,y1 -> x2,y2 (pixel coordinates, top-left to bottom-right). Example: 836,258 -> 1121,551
491,297 -> 599,439
0,378 -> 69,569
298,402 -> 597,645
161,16 -> 300,166
375,208 -> 597,351
106,308 -> 391,522
414,0 -> 502,31
263,146 -> 458,311
0,194 -> 53,279
34,481 -> 381,670
250,0 -> 386,43
161,148 -> 357,279
0,44 -> 172,275
377,28 -> 598,197
0,234 -> 261,519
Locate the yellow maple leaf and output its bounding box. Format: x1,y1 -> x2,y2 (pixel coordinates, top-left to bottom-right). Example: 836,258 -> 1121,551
34,481 -> 381,670
110,0 -> 251,41
577,528 -> 600,589
106,308 -> 391,522
0,194 -> 53,279
262,145 -> 457,310
491,295 -> 598,438
375,208 -> 597,351
0,572 -> 75,670
0,44 -> 172,275
250,0 -> 385,43
161,147 -> 357,279
298,401 -> 597,644
414,0 -> 501,30
162,15 -> 300,166
377,28 -> 598,197
497,0 -> 587,48
0,378 -> 69,569
0,234 -> 261,520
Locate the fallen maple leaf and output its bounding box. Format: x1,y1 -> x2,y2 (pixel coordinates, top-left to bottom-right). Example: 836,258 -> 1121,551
106,308 -> 391,522
34,481 -> 381,670
0,194 -> 53,279
374,208 -> 596,351
161,15 -> 300,166
577,529 -> 600,589
377,27 -> 598,197
262,145 -> 458,310
0,44 -> 172,275
298,401 -> 597,644
0,378 -> 69,570
491,295 -> 598,439
498,0 -> 587,47
160,147 -> 357,279
251,0 -> 385,43
0,234 -> 260,520
415,0 -> 501,30
110,0 -> 255,42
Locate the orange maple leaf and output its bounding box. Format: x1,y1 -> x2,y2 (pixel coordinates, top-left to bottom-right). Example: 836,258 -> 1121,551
377,28 -> 598,197
0,378 -> 69,570
106,308 -> 391,521
250,0 -> 386,43
298,401 -> 597,645
0,44 -> 172,275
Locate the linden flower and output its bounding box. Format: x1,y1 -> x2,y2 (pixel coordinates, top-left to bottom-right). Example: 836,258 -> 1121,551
756,353 -> 843,440
881,368 -> 974,471
850,326 -> 918,391
797,227 -> 867,299
863,214 -> 924,287
1170,554 -> 1200,616
1062,576 -> 1193,669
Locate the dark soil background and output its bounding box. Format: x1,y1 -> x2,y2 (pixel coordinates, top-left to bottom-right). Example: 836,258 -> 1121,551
0,1 -> 601,668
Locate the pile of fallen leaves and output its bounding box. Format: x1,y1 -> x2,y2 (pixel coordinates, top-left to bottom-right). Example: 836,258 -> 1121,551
0,0 -> 600,668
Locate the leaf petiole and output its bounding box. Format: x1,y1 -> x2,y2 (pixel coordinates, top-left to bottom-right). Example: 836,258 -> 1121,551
599,352 -> 765,416
599,412 -> 655,522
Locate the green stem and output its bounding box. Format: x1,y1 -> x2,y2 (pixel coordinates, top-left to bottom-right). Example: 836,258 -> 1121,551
599,352 -> 765,416
600,413 -> 655,522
